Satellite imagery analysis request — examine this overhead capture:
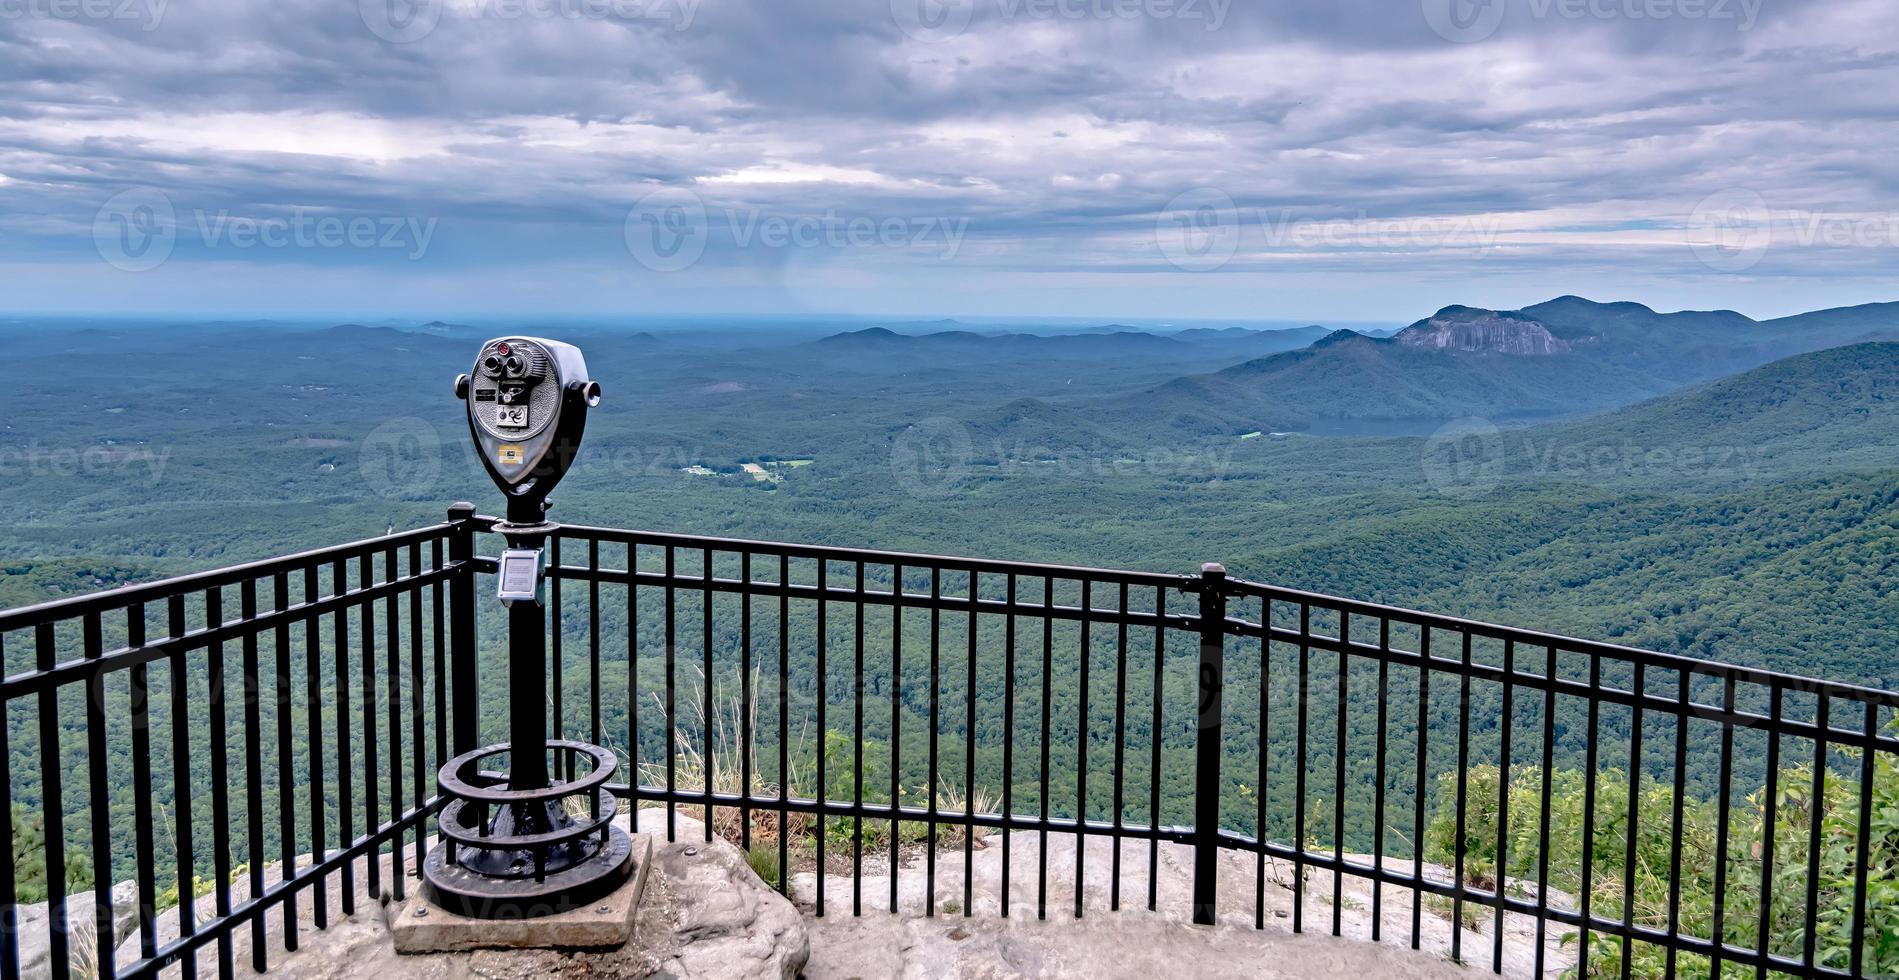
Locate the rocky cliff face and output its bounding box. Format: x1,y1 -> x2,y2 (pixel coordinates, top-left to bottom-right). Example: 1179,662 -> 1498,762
1395,306 -> 1572,355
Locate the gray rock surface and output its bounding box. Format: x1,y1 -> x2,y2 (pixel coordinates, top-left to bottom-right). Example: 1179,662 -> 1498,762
113,808 -> 806,980
17,879 -> 139,980
794,825 -> 1570,978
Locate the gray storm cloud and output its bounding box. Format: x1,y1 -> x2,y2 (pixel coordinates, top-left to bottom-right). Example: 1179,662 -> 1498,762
0,0 -> 1893,318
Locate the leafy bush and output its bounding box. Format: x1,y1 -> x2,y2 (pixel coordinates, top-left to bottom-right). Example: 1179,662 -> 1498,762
1425,729 -> 1899,978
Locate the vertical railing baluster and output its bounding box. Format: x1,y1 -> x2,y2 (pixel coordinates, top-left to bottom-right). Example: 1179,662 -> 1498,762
167,594 -> 198,979
1756,683 -> 1782,976
1371,619 -> 1389,943
1849,700 -> 1876,979
777,553 -> 789,896
1709,674 -> 1736,979
447,504 -> 478,759
205,588 -> 234,980
1534,645 -> 1556,978
359,554 -> 380,902
890,563 -> 903,914
638,543 -> 645,835
1665,672 -> 1690,978
1801,696 -> 1828,972
1621,662 -> 1644,980
431,539 -> 448,819
127,604 -> 158,963
1493,638 -> 1513,972
1036,574 -> 1050,922
1004,573 -> 1018,916
241,578 -> 267,972
36,622 -> 70,980
1451,630 -> 1471,965
740,550 -> 753,855
664,545 -> 676,841
410,544 -> 428,880
303,565 -> 328,931
1412,627 -> 1430,950
0,634 -> 17,980
1147,585 -> 1163,913
1579,655 -> 1601,974
82,612 -> 116,980
551,536 -> 563,751
589,539 -> 601,751
272,572 -> 299,953
1113,582 -> 1129,916
853,562 -> 865,917
816,559 -> 828,917
1075,578 -> 1090,920
332,560 -> 355,916
702,547 -> 714,840
1333,612 -> 1348,938
965,571 -> 977,919
384,549 -> 403,902
1255,596 -> 1268,931
1192,564 -> 1225,927
1294,603 -> 1311,935
926,568 -> 940,917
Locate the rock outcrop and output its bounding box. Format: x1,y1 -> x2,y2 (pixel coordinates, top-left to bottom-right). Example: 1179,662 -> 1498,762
108,809 -> 806,980
1395,306 -> 1572,355
17,879 -> 139,980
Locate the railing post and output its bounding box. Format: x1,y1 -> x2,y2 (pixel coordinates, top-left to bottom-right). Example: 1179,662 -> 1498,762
447,502 -> 480,757
1193,562 -> 1227,926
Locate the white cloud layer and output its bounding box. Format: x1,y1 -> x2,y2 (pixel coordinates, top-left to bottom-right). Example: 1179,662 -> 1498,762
0,0 -> 1894,319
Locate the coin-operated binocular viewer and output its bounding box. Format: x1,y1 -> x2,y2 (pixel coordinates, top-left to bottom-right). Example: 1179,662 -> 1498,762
424,338 -> 634,919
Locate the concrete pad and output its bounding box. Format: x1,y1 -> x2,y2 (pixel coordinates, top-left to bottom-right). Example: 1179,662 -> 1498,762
390,833 -> 652,953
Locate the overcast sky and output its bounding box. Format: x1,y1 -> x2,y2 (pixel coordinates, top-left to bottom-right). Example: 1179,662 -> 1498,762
0,0 -> 1894,322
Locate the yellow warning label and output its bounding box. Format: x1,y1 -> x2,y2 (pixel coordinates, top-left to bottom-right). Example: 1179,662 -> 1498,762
497,444 -> 525,466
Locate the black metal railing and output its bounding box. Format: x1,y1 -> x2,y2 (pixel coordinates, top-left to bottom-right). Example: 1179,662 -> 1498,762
2,508 -> 1894,979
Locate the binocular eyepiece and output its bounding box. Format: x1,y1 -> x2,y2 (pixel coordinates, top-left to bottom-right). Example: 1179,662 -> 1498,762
455,337 -> 598,525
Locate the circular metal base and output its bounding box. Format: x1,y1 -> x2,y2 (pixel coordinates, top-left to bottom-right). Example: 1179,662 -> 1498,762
422,823 -> 636,919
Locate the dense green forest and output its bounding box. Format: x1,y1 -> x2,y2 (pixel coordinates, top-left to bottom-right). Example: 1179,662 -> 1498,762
0,302 -> 1894,974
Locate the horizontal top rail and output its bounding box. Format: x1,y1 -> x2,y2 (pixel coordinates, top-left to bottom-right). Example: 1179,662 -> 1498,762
1225,578 -> 1899,711
0,521 -> 460,633
549,520 -> 1204,592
